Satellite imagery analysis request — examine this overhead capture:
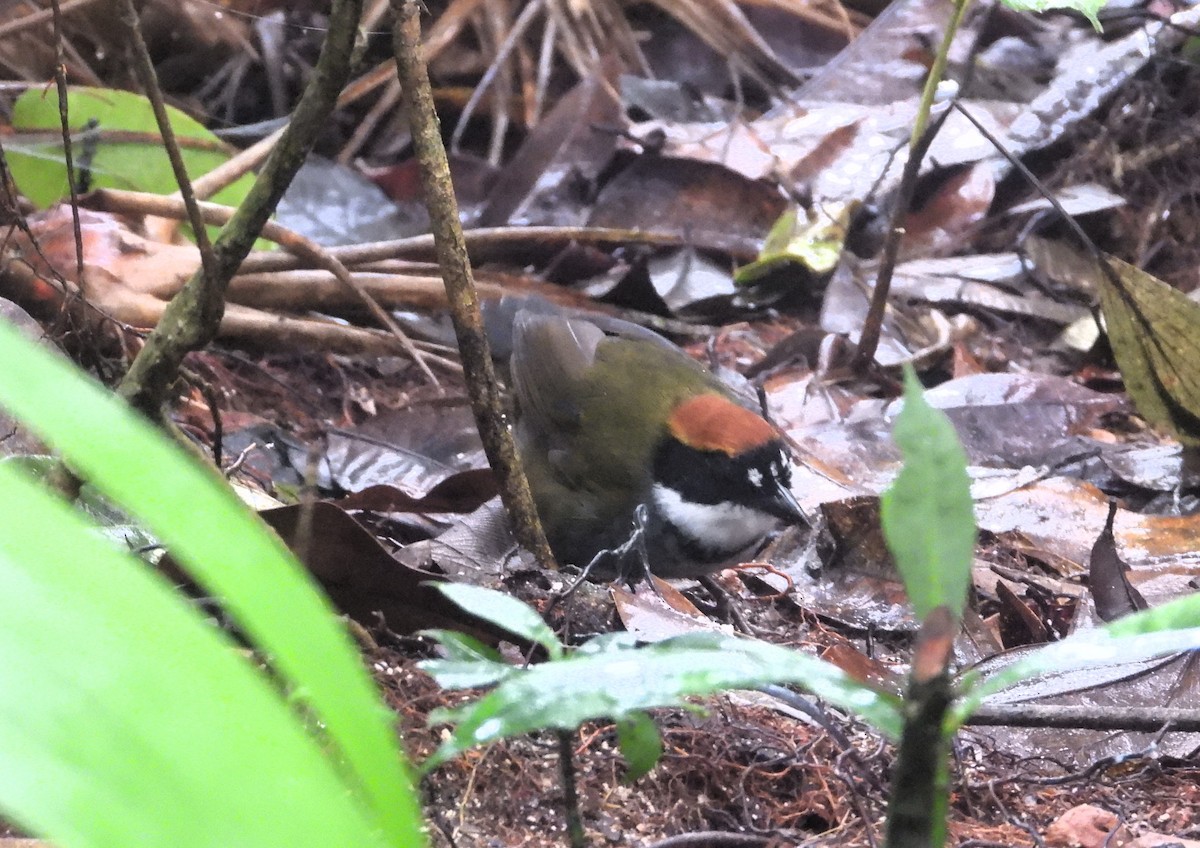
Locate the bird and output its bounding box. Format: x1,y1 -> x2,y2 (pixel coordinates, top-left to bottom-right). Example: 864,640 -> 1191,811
510,311 -> 804,580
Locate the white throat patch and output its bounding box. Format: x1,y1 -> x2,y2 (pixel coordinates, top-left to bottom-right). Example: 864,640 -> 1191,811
652,484 -> 779,553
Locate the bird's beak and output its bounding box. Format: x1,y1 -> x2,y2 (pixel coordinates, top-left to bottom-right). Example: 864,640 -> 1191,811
771,480 -> 806,526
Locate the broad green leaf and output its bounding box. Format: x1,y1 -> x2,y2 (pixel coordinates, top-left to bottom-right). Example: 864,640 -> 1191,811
575,631 -> 641,655
616,712 -> 663,781
421,631 -> 902,772
880,367 -> 976,620
0,322 -> 421,844
1096,255 -> 1200,445
418,628 -> 519,690
435,583 -> 564,660
420,657 -> 521,690
7,86 -> 255,241
0,462 -> 391,848
953,591 -> 1200,726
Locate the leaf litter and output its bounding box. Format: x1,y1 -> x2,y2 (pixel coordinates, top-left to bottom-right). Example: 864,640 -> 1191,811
5,0 -> 1200,845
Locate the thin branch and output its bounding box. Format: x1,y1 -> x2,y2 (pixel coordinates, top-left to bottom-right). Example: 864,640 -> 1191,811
965,703 -> 1200,733
88,188 -> 441,382
113,0 -> 216,283
194,3 -> 484,196
49,0 -> 83,286
236,225 -> 699,274
186,125 -> 284,202
449,0 -> 544,154
557,730 -> 587,848
952,100 -> 1108,268
851,0 -> 973,371
390,0 -> 556,569
0,0 -> 100,40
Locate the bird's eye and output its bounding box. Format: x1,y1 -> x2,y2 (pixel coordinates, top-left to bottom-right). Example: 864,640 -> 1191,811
747,467 -> 764,488
772,455 -> 790,483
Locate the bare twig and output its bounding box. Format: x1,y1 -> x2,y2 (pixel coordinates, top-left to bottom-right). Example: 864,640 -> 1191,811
965,703 -> 1200,733
186,126 -> 284,202
642,833 -> 769,848
852,0 -> 973,372
952,100 -> 1106,266
338,78 -> 403,165
41,0 -> 91,499
113,0 -> 216,282
556,730 -> 587,848
390,0 -> 556,569
449,0 -> 545,154
199,0 -> 486,191
88,188 -> 441,382
48,0 -> 83,286
0,0 -> 100,39
237,225 -> 697,274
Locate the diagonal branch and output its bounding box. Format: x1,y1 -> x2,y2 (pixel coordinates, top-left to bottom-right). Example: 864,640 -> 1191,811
390,0 -> 556,570
115,0 -> 366,422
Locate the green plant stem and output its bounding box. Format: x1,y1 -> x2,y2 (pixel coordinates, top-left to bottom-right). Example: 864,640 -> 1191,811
884,672 -> 954,848
852,0 -> 973,371
116,0 -> 364,422
885,607 -> 958,848
557,730 -> 587,848
389,0 -> 556,569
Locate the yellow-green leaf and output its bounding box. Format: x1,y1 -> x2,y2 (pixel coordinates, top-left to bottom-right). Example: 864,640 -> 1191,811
7,86 -> 255,242
1096,255 -> 1200,445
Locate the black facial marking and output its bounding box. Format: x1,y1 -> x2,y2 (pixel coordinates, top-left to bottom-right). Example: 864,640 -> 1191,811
654,438 -> 793,516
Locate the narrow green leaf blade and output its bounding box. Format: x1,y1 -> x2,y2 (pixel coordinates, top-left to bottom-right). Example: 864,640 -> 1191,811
880,367 -> 976,620
954,591 -> 1200,724
419,628 -> 517,689
420,629 -> 504,664
0,322 -> 421,844
0,463 -> 390,848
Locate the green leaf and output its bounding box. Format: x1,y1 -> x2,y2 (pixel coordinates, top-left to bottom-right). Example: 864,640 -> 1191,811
575,631 -> 641,655
0,462 -> 392,848
953,591 -> 1200,725
1,455 -> 159,556
880,366 -> 976,620
422,629 -> 504,664
1096,255 -> 1200,445
0,322 -> 422,844
421,657 -> 521,690
418,628 -> 514,689
735,202 -> 857,284
616,713 -> 664,781
6,86 -> 256,242
422,631 -> 901,772
434,583 -> 564,660
999,0 -> 1102,29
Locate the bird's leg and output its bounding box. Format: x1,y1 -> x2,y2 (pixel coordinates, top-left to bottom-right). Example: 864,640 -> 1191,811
547,504 -> 658,618
697,575 -> 757,635
544,548 -> 615,617
620,503 -> 656,590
